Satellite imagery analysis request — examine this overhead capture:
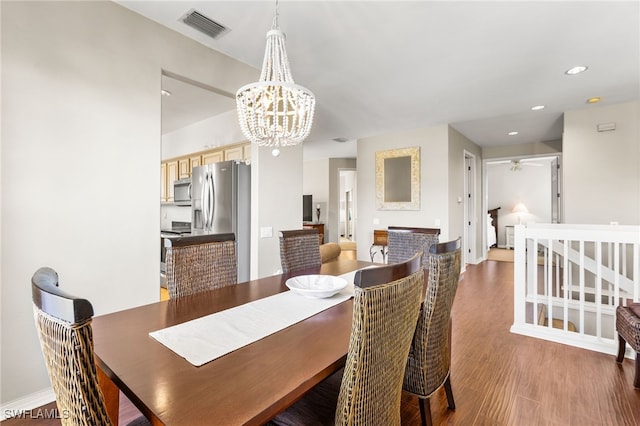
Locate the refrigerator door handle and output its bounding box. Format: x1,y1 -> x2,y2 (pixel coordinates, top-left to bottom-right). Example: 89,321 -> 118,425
207,172 -> 215,230
202,172 -> 209,230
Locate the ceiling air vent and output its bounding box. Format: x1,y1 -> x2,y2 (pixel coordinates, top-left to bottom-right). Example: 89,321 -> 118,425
180,9 -> 229,40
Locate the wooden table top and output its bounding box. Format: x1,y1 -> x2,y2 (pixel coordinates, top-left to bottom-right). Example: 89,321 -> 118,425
93,259 -> 372,426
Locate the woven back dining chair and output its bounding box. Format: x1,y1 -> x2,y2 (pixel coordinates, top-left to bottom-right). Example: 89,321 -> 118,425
269,252 -> 424,426
165,233 -> 237,299
31,267 -> 149,426
279,229 -> 322,274
387,226 -> 440,270
403,238 -> 462,426
615,304 -> 640,388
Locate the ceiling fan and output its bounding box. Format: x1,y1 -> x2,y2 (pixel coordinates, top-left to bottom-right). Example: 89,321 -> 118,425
488,158 -> 545,172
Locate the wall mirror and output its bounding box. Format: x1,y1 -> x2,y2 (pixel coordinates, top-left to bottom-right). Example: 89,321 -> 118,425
375,146 -> 420,210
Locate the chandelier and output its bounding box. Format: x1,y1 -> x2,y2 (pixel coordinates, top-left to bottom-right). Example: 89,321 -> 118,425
236,1 -> 315,149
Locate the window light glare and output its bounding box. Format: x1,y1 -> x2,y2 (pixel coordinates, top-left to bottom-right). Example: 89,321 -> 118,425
531,105 -> 545,111
508,131 -> 519,136
565,66 -> 588,75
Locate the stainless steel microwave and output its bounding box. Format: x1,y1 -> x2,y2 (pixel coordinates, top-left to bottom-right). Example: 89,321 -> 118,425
173,178 -> 192,206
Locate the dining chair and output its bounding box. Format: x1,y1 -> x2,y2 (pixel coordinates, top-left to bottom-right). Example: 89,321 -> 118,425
279,228 -> 322,274
270,252 -> 424,426
403,238 -> 462,426
387,226 -> 440,270
165,233 -> 237,298
31,267 -> 149,426
615,304 -> 640,388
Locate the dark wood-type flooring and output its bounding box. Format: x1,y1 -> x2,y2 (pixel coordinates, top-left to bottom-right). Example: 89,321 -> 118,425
4,260 -> 639,425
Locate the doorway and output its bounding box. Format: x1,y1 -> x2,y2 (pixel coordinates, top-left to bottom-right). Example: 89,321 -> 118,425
463,151 -> 476,266
484,154 -> 561,252
339,170 -> 356,242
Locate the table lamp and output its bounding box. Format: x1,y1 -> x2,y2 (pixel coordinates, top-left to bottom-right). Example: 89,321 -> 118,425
512,202 -> 528,224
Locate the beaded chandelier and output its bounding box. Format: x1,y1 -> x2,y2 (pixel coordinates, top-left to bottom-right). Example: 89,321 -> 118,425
236,1 -> 315,149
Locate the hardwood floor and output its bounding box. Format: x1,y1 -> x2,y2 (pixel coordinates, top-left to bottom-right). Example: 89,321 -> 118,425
401,260 -> 640,426
4,260 -> 639,425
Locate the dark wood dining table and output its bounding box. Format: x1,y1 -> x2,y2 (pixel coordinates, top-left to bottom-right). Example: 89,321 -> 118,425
93,259 -> 373,426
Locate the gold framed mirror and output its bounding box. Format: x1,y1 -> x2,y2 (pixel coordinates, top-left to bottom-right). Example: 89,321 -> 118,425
375,146 -> 420,210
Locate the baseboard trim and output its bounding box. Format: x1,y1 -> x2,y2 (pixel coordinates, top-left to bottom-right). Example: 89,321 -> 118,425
1,387 -> 55,420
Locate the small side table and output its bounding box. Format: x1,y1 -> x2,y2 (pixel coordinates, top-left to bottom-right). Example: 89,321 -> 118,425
370,229 -> 388,263
505,225 -> 515,249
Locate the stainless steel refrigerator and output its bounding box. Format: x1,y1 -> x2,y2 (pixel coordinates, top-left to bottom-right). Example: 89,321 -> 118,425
191,161 -> 251,282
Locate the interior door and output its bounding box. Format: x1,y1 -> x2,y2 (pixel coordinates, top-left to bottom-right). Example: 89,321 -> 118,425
464,152 -> 475,265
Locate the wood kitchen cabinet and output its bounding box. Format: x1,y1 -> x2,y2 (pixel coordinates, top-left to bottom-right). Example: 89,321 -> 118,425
202,150 -> 224,165
243,144 -> 252,162
189,155 -> 202,172
161,163 -> 167,202
178,159 -> 190,179
224,146 -> 244,161
161,143 -> 250,202
162,160 -> 178,202
166,161 -> 178,202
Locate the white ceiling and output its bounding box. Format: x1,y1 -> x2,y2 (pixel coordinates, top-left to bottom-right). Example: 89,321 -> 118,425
122,1 -> 640,160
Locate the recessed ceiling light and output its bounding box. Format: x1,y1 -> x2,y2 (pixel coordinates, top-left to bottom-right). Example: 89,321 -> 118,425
332,137 -> 349,143
508,131 -> 519,136
161,89 -> 172,96
565,65 -> 588,75
587,97 -> 601,104
531,105 -> 545,111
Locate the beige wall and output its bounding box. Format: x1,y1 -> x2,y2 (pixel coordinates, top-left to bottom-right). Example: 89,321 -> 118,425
563,101 -> 640,225
448,127 -> 483,260
1,0 -> 299,407
356,125 -> 452,260
251,144 -> 304,277
303,158 -> 330,215
482,139 -> 562,159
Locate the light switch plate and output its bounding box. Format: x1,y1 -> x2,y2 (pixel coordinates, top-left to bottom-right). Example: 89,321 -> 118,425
260,227 -> 273,238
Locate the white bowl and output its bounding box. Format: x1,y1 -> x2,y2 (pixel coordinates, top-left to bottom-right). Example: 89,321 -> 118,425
285,275 -> 348,298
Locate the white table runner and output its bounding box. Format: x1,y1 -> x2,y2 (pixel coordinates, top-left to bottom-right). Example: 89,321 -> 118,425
150,270 -> 362,367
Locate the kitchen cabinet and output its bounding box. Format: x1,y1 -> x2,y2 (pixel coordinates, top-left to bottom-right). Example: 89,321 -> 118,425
224,146 -> 244,161
161,143 -> 250,202
202,151 -> 224,165
161,163 -> 167,202
165,161 -> 178,202
189,155 -> 202,172
178,159 -> 190,179
243,144 -> 252,162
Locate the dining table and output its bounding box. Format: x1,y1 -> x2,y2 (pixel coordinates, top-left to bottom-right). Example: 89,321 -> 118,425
93,258 -> 374,426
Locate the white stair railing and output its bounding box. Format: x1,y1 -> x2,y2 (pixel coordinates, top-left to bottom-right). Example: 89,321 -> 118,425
511,223 -> 640,356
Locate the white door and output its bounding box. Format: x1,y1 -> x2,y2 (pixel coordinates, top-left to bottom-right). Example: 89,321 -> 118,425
464,152 -> 476,265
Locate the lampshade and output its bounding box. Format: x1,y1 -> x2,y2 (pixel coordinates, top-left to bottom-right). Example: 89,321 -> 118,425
236,3 -> 315,149
512,202 -> 529,214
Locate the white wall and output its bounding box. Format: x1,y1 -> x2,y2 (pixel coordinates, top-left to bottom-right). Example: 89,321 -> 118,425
161,109 -> 245,160
1,1 -> 258,406
483,139 -> 562,159
252,144 -> 303,277
356,125 -> 451,260
448,127 -> 483,258
563,101 -> 640,225
303,158 -> 330,224
487,161 -> 553,246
